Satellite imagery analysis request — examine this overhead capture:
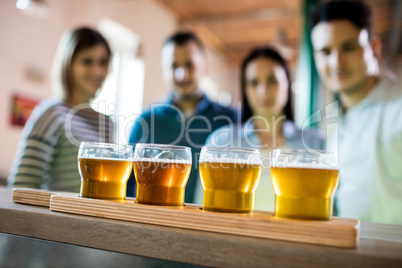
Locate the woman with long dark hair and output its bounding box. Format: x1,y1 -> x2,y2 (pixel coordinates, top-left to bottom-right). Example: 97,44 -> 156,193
195,47 -> 324,210
8,27 -> 114,192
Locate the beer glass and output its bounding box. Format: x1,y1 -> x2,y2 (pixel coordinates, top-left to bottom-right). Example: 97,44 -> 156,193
133,143 -> 192,206
271,149 -> 339,220
199,147 -> 261,213
78,142 -> 133,200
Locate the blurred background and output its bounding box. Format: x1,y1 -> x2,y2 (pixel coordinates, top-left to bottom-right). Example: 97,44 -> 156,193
0,0 -> 401,184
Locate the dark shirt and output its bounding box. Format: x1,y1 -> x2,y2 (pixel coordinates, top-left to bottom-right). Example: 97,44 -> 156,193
127,94 -> 238,202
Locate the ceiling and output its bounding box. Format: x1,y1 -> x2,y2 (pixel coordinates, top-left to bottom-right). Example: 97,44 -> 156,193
156,0 -> 396,66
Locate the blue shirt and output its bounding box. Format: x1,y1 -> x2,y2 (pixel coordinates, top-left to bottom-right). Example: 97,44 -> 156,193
128,94 -> 238,202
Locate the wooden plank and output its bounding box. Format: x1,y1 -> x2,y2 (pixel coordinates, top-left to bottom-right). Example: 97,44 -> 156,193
283,0 -> 302,10
158,0 -> 286,18
12,188 -> 57,207
181,8 -> 298,28
48,193 -> 357,248
3,187 -> 402,267
12,188 -> 360,248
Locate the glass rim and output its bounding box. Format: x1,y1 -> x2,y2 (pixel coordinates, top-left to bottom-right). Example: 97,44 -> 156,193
80,142 -> 133,150
135,143 -> 191,151
272,149 -> 337,155
201,146 -> 261,154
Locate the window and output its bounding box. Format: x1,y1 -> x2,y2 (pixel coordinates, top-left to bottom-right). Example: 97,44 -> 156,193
91,18 -> 145,145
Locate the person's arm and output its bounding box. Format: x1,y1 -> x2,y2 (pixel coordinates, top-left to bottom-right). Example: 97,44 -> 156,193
8,106 -> 63,189
380,113 -> 402,195
107,116 -> 115,143
381,135 -> 402,190
376,88 -> 402,194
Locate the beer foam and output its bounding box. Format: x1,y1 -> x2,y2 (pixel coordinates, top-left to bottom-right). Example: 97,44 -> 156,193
273,162 -> 338,170
79,157 -> 131,162
199,158 -> 261,165
133,158 -> 191,164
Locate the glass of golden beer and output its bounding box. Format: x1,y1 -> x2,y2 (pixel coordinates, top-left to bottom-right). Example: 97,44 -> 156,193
271,149 -> 339,220
133,143 -> 192,206
78,142 -> 133,199
199,147 -> 261,213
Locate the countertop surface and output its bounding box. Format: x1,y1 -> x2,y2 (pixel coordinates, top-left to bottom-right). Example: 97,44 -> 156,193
1,187 -> 402,267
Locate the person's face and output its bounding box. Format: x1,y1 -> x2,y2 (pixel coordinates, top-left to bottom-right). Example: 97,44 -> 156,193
245,57 -> 289,117
161,41 -> 206,97
71,43 -> 110,100
312,20 -> 378,94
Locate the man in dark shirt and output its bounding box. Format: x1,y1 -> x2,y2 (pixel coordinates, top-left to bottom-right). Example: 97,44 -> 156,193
127,32 -> 238,203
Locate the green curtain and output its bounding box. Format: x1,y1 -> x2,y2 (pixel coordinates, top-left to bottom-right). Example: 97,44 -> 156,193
295,0 -> 321,129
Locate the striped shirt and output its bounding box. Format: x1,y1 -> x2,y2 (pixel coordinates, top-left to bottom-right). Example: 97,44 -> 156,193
8,99 -> 113,192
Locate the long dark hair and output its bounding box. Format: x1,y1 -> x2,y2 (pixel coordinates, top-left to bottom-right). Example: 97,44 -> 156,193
241,47 -> 294,123
53,27 -> 111,99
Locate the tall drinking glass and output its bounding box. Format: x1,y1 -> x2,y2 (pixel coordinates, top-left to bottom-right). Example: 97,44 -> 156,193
199,147 -> 262,213
133,143 -> 192,206
271,149 -> 339,220
78,142 -> 133,200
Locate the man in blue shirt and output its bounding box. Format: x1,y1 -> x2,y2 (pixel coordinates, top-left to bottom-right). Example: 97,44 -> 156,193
127,32 -> 238,202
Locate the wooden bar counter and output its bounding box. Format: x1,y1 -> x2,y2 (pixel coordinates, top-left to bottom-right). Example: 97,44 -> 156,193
0,187 -> 401,267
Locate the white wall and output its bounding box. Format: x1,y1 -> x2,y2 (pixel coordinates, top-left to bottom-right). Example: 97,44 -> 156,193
0,0 -> 66,176
62,0 -> 178,107
0,0 -> 239,176
204,48 -> 240,105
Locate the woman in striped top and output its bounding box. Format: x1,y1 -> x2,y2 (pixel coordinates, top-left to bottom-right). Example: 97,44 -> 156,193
8,27 -> 114,192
